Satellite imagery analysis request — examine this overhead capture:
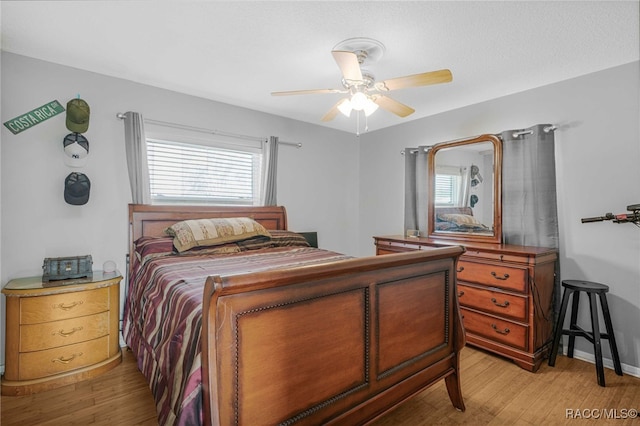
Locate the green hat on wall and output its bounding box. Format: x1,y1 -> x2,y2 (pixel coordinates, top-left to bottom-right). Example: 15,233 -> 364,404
66,98 -> 90,133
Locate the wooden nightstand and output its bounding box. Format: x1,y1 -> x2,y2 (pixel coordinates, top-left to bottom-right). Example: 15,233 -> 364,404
1,271 -> 122,396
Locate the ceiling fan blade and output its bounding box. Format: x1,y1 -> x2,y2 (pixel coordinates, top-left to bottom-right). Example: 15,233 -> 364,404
376,69 -> 452,91
372,95 -> 415,118
331,50 -> 363,82
271,88 -> 345,96
321,101 -> 343,122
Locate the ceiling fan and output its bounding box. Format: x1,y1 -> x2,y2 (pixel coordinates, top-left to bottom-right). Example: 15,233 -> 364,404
271,38 -> 453,122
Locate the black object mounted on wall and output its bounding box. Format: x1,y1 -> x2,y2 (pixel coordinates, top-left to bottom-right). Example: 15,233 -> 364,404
64,172 -> 91,205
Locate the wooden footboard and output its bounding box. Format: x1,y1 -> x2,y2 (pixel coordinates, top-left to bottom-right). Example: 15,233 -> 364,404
201,246 -> 466,425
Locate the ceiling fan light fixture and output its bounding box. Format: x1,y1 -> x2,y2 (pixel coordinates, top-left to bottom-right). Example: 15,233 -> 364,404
350,91 -> 369,111
337,98 -> 353,117
363,98 -> 379,117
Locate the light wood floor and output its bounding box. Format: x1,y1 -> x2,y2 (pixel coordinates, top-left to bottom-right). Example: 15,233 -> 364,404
2,347 -> 639,425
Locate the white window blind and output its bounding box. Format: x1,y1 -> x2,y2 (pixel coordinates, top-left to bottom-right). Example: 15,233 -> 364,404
147,138 -> 263,205
434,166 -> 462,206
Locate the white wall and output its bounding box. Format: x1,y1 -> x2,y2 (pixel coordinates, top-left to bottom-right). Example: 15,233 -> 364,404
0,52 -> 360,368
358,61 -> 640,372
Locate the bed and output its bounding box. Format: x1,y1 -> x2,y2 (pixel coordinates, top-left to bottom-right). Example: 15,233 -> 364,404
124,204 -> 466,425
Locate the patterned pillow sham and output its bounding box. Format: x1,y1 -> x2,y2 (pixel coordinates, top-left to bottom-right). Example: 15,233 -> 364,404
134,236 -> 175,264
270,230 -> 311,247
165,217 -> 272,253
237,230 -> 311,251
134,236 -> 242,265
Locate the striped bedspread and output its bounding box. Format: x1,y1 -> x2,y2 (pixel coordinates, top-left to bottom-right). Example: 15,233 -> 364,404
122,246 -> 350,426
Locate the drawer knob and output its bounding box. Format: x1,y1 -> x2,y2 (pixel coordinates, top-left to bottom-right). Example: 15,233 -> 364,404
52,301 -> 84,311
491,298 -> 510,308
491,324 -> 510,335
490,271 -> 510,281
52,326 -> 83,337
52,352 -> 84,364
456,266 -> 465,273
458,291 -> 465,297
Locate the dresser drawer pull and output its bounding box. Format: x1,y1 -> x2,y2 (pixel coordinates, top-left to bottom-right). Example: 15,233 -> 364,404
490,298 -> 510,308
52,326 -> 83,337
491,324 -> 510,335
52,301 -> 84,311
490,272 -> 510,281
52,352 -> 83,364
456,266 -> 465,273
458,291 -> 465,297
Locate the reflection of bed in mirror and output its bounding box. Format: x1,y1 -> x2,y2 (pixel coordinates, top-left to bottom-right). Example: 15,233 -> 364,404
434,207 -> 493,234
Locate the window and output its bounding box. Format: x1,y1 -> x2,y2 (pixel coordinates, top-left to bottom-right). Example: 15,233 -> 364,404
434,166 -> 463,207
145,131 -> 264,205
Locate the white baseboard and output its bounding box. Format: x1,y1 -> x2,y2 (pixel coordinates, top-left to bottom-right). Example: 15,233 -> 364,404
565,347 -> 640,378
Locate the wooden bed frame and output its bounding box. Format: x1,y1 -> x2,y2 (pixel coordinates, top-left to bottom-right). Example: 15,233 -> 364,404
128,204 -> 466,425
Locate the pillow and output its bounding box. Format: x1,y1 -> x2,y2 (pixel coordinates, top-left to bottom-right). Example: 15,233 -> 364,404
134,236 -> 175,264
269,230 -> 311,247
182,243 -> 241,256
438,213 -> 481,226
236,235 -> 273,251
236,230 -> 311,251
165,217 -> 272,253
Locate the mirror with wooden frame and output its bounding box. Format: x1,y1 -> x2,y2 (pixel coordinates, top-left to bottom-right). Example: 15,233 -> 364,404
427,134 -> 502,244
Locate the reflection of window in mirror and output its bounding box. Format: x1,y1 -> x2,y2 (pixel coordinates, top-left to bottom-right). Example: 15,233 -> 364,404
435,165 -> 467,206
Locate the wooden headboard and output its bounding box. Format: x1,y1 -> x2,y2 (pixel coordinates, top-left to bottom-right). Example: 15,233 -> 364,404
128,204 -> 288,268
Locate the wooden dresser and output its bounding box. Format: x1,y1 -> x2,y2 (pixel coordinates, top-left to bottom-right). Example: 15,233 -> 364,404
1,271 -> 122,395
374,236 -> 557,372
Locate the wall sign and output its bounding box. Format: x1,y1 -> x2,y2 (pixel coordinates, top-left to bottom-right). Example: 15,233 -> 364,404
3,100 -> 65,135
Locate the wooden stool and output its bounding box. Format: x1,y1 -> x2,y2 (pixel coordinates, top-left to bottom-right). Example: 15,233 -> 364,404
548,280 -> 623,386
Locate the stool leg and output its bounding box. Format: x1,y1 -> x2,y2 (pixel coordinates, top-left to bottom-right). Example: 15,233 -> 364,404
599,293 -> 623,376
567,290 -> 581,358
549,288 -> 572,367
588,292 -> 605,387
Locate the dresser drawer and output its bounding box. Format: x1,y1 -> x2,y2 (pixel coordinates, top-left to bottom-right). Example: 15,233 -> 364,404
18,336 -> 110,380
20,287 -> 109,324
20,312 -> 110,352
461,308 -> 528,351
457,261 -> 528,292
458,283 -> 528,321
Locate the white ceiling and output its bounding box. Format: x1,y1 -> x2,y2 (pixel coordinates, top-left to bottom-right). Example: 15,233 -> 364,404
2,1 -> 639,134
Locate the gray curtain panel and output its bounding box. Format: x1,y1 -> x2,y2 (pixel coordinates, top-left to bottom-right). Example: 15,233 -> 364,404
123,112 -> 151,204
501,123 -> 560,323
264,136 -> 279,206
500,124 -> 559,248
404,146 -> 430,237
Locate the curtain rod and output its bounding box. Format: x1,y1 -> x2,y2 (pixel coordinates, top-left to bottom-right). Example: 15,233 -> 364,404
511,125 -> 557,138
401,124 -> 557,155
116,113 -> 301,148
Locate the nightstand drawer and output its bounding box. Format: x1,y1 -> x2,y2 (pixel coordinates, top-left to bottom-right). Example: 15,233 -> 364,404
457,261 -> 528,292
18,336 -> 110,380
458,283 -> 527,321
20,312 -> 110,352
461,308 -> 528,351
20,287 -> 109,324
